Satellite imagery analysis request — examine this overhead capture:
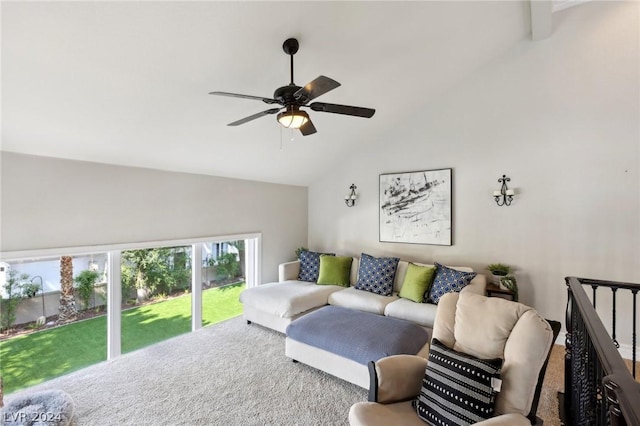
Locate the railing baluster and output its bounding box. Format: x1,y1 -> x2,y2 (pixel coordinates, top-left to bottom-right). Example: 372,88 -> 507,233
604,379 -> 624,426
612,287 -> 620,348
565,285 -> 575,423
597,355 -> 605,424
592,284 -> 598,308
576,302 -> 590,425
588,334 -> 598,423
633,289 -> 638,379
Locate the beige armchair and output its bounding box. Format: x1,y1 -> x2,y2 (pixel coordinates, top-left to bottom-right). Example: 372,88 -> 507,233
349,292 -> 560,426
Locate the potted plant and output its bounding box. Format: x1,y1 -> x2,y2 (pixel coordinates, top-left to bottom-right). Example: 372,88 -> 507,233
487,263 -> 511,286
499,276 -> 519,302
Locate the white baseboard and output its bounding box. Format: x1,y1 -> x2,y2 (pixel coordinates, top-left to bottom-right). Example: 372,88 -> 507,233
556,332 -> 639,362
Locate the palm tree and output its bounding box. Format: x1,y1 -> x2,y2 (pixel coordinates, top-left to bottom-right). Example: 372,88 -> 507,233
58,256 -> 78,323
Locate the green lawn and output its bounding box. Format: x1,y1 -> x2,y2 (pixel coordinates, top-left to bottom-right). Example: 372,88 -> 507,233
0,282 -> 245,394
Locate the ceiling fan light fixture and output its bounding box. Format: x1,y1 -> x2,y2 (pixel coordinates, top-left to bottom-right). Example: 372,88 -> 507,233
277,109 -> 309,129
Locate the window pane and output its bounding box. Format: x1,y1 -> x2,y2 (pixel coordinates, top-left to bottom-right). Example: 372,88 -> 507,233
0,253 -> 108,393
120,246 -> 192,354
201,239 -> 245,327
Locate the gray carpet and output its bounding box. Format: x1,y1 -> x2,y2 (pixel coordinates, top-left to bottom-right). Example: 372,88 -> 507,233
4,317 -> 366,425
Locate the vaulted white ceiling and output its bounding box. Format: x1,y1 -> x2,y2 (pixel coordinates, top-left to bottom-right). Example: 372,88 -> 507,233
2,1 -> 533,186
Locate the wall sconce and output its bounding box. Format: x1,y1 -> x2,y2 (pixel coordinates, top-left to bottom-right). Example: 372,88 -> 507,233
493,175 -> 515,206
344,184 -> 357,207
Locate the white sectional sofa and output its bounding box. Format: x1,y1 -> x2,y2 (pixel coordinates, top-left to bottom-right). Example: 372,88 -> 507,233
239,257 -> 487,333
239,255 -> 487,388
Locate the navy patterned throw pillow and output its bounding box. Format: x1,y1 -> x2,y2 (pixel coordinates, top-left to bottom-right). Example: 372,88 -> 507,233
416,338 -> 502,426
427,263 -> 477,304
298,250 -> 334,282
355,253 -> 400,296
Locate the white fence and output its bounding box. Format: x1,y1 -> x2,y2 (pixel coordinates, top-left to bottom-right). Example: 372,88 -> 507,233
12,283 -> 107,326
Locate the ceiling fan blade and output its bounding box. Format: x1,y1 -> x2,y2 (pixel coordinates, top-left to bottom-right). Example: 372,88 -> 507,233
299,118 -> 317,136
309,102 -> 375,118
228,108 -> 282,126
209,91 -> 280,105
294,76 -> 341,104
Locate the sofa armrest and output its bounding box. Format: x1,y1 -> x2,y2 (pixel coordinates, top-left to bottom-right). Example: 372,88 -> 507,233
279,261 -> 300,282
461,273 -> 487,296
473,413 -> 532,426
368,355 -> 428,404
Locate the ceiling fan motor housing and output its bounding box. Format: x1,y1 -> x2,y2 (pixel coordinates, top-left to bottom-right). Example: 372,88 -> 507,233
273,85 -> 302,106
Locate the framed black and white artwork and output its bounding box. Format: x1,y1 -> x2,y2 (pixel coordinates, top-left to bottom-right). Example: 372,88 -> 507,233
379,168 -> 452,245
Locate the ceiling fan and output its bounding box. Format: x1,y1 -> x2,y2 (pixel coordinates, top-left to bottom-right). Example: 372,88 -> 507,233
209,38 -> 375,136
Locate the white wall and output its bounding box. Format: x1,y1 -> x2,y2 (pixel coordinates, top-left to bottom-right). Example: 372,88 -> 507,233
0,152 -> 308,283
308,1 -> 639,344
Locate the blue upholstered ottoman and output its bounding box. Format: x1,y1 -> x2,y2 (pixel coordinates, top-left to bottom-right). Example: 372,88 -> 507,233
285,305 -> 430,388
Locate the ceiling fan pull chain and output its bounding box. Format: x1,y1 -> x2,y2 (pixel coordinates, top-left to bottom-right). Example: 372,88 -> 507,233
290,128 -> 295,142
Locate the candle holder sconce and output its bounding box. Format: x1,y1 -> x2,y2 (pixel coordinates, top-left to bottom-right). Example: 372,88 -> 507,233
493,175 -> 515,207
345,184 -> 357,207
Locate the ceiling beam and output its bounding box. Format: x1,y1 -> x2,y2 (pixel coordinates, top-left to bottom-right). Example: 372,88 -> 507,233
530,0 -> 553,40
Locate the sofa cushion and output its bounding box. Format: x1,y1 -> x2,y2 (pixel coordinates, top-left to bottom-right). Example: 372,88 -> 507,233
317,255 -> 353,286
328,287 -> 398,315
239,280 -> 345,318
427,263 -> 477,304
393,261 -> 433,293
452,292 -> 530,359
416,338 -> 502,425
398,263 -> 436,303
298,250 -> 335,282
384,298 -> 438,327
355,253 -> 400,296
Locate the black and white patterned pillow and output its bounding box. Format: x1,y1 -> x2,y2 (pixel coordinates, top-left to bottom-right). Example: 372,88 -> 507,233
416,338 -> 503,426
354,253 -> 400,296
427,263 -> 477,304
298,250 -> 334,282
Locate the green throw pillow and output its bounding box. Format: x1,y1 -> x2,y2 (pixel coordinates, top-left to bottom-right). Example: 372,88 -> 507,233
398,263 -> 436,303
317,255 -> 353,287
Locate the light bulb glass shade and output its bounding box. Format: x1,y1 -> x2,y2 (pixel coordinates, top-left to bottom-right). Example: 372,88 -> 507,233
277,110 -> 309,129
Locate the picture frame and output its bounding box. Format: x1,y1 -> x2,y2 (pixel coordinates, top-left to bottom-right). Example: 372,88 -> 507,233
379,168 -> 452,245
